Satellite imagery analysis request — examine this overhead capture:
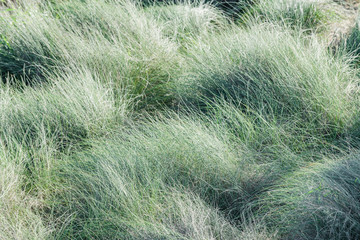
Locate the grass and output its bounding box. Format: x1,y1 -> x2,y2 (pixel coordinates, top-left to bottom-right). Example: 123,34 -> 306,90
0,0 -> 360,239
144,2 -> 227,44
0,0 -> 180,107
177,23 -> 360,142
0,150 -> 51,239
142,0 -> 258,18
341,16 -> 360,66
249,0 -> 328,31
261,155 -> 360,239
47,112 -> 280,239
0,69 -> 125,151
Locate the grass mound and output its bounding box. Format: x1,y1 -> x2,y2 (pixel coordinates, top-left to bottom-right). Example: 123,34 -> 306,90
0,70 -> 123,152
262,155 -> 360,239
49,115 -> 271,238
142,0 -> 257,18
0,151 -> 51,240
178,24 -> 359,141
341,16 -> 360,66
0,0 -> 360,239
0,0 -> 180,107
251,0 -> 327,30
145,2 -> 227,43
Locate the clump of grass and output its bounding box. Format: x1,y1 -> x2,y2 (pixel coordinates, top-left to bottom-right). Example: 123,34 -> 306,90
0,2 -> 73,81
177,24 -> 359,141
1,0 -> 360,239
44,0 -> 182,108
250,0 -> 327,31
142,0 -> 257,19
0,148 -> 51,240
48,113 -> 274,238
0,69 -> 127,169
145,1 -> 227,44
0,0 -> 181,108
261,155 -> 360,239
0,69 -> 129,239
207,99 -> 326,166
340,16 -> 360,66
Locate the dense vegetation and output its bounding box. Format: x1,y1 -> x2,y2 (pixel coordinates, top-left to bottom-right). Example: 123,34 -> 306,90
1,0 -> 360,239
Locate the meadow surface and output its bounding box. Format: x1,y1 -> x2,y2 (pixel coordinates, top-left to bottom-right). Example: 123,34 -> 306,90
1,0 -> 360,239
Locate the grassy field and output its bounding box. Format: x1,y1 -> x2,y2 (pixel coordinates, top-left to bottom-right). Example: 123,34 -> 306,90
1,0 -> 360,239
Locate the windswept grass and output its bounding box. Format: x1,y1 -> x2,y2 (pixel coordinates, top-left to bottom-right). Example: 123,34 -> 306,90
0,70 -> 125,152
145,1 -> 227,43
0,69 -> 129,196
142,0 -> 258,18
0,2 -> 72,81
261,154 -> 360,239
0,150 -> 51,240
0,0 -> 360,239
178,24 -> 360,142
49,114 -> 276,239
250,0 -> 328,31
0,0 -> 180,107
341,16 -> 360,66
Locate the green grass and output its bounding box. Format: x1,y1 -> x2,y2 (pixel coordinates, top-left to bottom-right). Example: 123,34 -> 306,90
47,111 -> 281,239
142,0 -> 258,18
0,69 -> 125,151
0,0 -> 180,107
144,2 -> 227,44
341,16 -> 360,67
177,23 -> 360,143
0,0 -> 360,239
260,155 -> 360,239
249,0 -> 327,31
0,149 -> 51,239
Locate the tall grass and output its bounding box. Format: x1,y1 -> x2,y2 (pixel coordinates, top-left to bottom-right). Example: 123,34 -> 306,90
0,149 -> 51,239
0,70 -> 124,149
145,1 -> 227,44
0,1 -> 72,81
177,23 -> 360,143
250,0 -> 327,31
0,0 -> 181,107
0,0 -> 359,239
142,0 -> 258,18
341,16 -> 360,66
47,113 -> 278,239
0,68 -> 129,239
261,155 -> 360,239
0,69 -> 129,196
